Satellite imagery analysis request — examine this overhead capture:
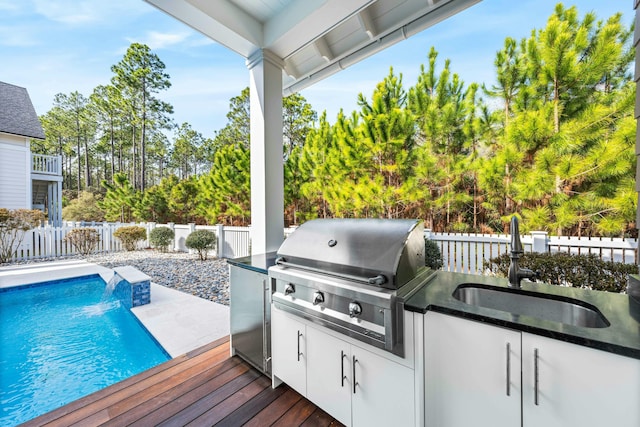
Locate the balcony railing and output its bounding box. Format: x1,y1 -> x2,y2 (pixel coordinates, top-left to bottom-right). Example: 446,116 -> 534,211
31,153 -> 62,176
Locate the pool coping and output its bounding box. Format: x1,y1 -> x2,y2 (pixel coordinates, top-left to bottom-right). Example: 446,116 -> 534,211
0,260 -> 230,358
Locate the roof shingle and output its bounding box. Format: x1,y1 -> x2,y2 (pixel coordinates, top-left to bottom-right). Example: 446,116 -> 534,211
0,81 -> 45,140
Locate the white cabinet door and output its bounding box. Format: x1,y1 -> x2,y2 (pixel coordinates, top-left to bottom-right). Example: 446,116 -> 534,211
306,326 -> 352,426
351,343 -> 415,427
424,312 -> 521,427
271,308 -> 306,395
522,333 -> 640,427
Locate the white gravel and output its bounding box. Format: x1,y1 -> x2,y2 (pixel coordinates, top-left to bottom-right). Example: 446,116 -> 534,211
15,251 -> 230,305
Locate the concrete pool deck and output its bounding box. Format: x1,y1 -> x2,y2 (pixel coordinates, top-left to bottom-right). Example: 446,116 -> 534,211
0,260 -> 230,358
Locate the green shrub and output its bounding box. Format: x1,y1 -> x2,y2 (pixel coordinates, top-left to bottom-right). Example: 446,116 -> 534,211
64,228 -> 100,255
484,252 -> 639,293
149,226 -> 174,252
185,229 -> 217,260
62,191 -> 105,221
113,225 -> 147,251
0,208 -> 45,263
425,238 -> 443,270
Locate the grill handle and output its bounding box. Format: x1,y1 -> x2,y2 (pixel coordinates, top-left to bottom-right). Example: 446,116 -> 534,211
275,257 -> 388,287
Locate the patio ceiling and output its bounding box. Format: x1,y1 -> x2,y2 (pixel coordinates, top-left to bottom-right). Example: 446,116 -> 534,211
144,0 -> 481,94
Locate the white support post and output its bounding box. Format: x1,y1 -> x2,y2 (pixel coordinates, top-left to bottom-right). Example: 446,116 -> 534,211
530,231 -> 549,253
168,222 -> 177,251
216,223 -> 225,258
148,222 -> 156,249
103,223 -> 110,253
247,49 -> 285,255
188,223 -> 196,254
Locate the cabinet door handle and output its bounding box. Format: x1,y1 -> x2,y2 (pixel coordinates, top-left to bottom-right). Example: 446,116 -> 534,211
352,355 -> 359,394
506,342 -> 511,397
341,350 -> 348,387
534,348 -> 539,406
297,330 -> 303,362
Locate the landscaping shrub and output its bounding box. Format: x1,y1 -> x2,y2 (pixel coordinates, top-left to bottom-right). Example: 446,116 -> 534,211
185,229 -> 217,260
0,208 -> 44,263
484,252 -> 639,293
149,226 -> 174,252
425,238 -> 443,270
113,225 -> 147,251
64,228 -> 100,255
62,191 -> 106,221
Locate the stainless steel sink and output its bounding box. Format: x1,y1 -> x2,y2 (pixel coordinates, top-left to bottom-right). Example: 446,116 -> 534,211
452,284 -> 610,328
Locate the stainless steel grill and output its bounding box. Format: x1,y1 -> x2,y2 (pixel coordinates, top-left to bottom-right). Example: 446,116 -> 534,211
269,218 -> 432,357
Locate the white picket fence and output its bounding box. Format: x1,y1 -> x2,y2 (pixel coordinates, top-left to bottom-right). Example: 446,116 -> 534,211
8,222 -> 293,262
428,230 -> 638,275
8,223 -> 639,275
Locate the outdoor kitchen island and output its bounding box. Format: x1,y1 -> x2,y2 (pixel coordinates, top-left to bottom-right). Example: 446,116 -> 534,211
405,271 -> 640,427
229,223 -> 640,427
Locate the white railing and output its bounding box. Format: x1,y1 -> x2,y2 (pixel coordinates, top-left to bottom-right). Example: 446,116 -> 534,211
6,223 -> 639,273
31,153 -> 62,176
428,230 -> 638,275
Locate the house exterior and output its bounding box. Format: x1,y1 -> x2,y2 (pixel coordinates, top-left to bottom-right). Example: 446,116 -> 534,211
0,81 -> 62,226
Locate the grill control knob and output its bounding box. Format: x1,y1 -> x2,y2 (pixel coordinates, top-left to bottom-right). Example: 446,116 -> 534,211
284,283 -> 295,296
349,302 -> 362,318
312,291 -> 325,306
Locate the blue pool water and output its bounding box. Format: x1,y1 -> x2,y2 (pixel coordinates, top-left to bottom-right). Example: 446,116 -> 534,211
0,275 -> 170,426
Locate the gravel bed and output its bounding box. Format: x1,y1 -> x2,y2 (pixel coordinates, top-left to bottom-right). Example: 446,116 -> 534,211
14,251 -> 230,305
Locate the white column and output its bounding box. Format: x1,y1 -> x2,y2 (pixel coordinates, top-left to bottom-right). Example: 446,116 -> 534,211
247,49 -> 284,255
55,180 -> 62,226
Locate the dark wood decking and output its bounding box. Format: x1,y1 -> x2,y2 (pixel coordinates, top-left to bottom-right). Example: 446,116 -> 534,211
21,336 -> 343,427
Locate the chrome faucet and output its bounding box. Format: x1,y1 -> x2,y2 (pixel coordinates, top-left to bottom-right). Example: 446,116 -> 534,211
508,216 -> 537,288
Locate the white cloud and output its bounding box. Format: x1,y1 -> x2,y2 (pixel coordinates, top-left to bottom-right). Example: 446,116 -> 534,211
128,31 -> 192,50
32,0 -> 151,26
0,25 -> 39,46
0,1 -> 20,12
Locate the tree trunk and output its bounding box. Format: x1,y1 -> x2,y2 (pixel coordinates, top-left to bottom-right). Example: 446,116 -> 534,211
110,120 -> 115,184
132,125 -> 137,189
141,81 -> 147,192
505,163 -> 512,213
83,133 -> 91,189
76,135 -> 81,195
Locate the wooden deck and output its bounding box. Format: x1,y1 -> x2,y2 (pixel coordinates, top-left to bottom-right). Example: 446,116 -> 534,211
22,336 -> 343,427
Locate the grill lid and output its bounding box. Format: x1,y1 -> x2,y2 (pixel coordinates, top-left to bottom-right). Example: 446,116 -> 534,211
276,218 -> 425,290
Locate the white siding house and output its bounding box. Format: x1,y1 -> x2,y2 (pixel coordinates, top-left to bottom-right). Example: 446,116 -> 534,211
0,81 -> 62,225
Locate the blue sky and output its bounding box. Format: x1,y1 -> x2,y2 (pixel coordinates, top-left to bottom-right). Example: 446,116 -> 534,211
0,0 -> 633,141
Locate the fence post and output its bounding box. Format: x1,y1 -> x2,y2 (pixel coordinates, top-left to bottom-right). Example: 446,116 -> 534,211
102,223 -> 109,253
530,231 -> 549,253
216,224 -> 225,258
188,223 -> 196,254
147,222 -> 156,248
168,222 -> 176,251
424,228 -> 432,240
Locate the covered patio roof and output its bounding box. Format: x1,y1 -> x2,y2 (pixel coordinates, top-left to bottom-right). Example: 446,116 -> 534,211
144,0 -> 481,95
143,0 -> 488,254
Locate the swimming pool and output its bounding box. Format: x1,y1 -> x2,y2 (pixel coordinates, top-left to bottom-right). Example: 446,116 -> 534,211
0,274 -> 170,426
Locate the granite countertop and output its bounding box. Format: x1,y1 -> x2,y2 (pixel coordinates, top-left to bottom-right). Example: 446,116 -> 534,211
405,271 -> 640,359
227,251 -> 278,274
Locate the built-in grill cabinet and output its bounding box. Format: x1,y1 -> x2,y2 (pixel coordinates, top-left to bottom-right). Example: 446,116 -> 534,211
269,218 -> 432,357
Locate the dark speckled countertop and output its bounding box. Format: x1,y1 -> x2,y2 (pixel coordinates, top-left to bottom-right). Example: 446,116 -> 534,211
405,271 -> 640,360
227,251 -> 278,274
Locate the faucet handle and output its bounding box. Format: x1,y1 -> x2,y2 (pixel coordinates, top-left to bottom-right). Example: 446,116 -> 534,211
533,270 -> 542,282
521,267 -> 539,283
